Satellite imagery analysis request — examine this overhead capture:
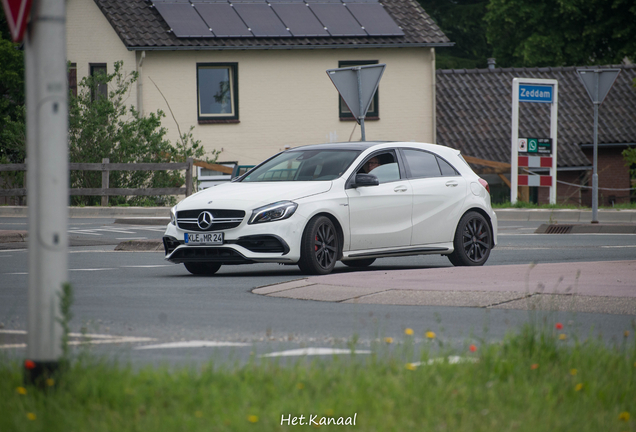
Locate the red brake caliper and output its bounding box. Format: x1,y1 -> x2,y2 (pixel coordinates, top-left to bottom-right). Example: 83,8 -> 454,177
315,235 -> 319,251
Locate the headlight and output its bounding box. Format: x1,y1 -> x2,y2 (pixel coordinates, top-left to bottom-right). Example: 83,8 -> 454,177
249,201 -> 298,225
170,206 -> 176,225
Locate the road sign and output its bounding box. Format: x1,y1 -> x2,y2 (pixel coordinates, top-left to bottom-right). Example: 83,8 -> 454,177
326,64 -> 385,137
520,138 -> 552,155
518,138 -> 527,152
577,69 -> 621,105
576,68 -> 621,223
518,84 -> 553,103
2,0 -> 33,42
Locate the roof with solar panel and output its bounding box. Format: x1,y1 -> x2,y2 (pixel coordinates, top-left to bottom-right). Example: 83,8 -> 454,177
92,0 -> 450,49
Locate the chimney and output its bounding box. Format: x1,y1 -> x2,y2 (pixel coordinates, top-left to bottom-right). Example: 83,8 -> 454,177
487,58 -> 496,70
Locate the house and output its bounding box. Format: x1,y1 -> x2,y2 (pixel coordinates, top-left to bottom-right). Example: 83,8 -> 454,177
66,0 -> 450,168
435,64 -> 636,205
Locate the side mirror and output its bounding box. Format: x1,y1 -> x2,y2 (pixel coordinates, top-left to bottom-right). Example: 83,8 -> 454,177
352,173 -> 379,188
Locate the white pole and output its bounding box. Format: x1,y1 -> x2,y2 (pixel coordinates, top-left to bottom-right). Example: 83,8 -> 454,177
25,0 -> 69,382
550,81 -> 558,204
510,79 -> 520,204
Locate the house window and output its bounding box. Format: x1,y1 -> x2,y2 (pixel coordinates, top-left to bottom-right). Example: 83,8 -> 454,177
89,63 -> 107,100
338,60 -> 379,121
68,63 -> 77,97
197,63 -> 239,123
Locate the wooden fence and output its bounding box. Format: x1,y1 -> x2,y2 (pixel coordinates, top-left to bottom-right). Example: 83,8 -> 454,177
0,158 -> 198,206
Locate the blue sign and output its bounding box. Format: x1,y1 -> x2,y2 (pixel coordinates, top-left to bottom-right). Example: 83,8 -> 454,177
519,84 -> 553,103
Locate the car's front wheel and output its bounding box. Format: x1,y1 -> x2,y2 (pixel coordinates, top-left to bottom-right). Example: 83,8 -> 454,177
184,262 -> 222,275
447,211 -> 492,266
298,215 -> 339,275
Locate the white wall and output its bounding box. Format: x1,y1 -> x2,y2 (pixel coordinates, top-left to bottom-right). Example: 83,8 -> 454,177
67,0 -> 435,166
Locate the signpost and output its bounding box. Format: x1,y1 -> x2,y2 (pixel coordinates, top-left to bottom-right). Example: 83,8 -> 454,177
22,0 -> 69,384
1,0 -> 33,42
577,69 -> 621,223
326,64 -> 385,141
510,78 -> 559,204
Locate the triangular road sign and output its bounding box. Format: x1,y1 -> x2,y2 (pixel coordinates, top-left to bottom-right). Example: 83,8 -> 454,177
1,0 -> 33,42
577,69 -> 621,105
326,64 -> 385,123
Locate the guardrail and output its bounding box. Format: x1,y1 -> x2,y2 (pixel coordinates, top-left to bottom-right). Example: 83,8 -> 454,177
0,158 -> 195,206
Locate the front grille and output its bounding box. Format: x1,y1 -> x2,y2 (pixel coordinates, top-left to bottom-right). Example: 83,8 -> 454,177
166,247 -> 252,264
234,235 -> 289,254
177,209 -> 245,232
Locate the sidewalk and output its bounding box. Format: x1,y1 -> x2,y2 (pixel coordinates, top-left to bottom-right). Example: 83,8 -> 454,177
253,260 -> 636,315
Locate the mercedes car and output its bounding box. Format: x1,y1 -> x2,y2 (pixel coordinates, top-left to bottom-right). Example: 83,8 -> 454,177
163,141 -> 497,275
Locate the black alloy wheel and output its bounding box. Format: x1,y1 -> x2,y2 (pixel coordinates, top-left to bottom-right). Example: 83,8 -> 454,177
447,211 -> 492,266
184,262 -> 222,275
341,258 -> 376,268
298,216 -> 339,275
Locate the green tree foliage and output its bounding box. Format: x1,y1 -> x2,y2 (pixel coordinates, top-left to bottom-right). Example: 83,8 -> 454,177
419,0 -> 491,70
69,61 -> 208,206
485,0 -> 636,68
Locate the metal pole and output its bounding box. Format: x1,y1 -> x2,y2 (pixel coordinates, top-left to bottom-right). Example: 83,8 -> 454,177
591,102 -> 599,223
510,79 -> 519,204
356,68 -> 365,141
25,0 -> 69,384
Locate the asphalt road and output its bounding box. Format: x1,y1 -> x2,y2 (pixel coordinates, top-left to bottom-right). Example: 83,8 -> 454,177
1,217 -> 635,366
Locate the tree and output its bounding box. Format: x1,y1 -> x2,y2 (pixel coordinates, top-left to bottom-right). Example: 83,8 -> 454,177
419,0 -> 492,70
485,0 -> 636,68
69,61 -> 209,206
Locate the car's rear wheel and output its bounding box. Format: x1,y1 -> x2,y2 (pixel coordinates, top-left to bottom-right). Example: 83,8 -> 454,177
184,262 -> 222,275
447,211 -> 492,266
298,216 -> 339,275
341,258 -> 376,268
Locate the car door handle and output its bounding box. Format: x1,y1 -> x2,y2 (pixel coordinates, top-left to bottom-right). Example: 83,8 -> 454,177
394,185 -> 408,193
445,181 -> 459,187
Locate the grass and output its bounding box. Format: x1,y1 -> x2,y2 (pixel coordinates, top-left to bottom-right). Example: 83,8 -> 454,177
1,323 -> 635,432
493,201 -> 636,210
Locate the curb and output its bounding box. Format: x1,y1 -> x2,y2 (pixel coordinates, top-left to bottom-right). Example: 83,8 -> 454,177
114,239 -> 164,252
0,230 -> 28,243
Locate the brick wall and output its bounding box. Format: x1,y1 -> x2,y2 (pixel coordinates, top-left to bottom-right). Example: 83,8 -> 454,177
581,147 -> 632,205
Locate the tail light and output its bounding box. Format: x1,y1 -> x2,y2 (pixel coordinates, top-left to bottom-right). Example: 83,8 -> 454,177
478,178 -> 490,194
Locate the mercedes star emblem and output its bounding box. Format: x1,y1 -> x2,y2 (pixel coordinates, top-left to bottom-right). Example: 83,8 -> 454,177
197,211 -> 214,230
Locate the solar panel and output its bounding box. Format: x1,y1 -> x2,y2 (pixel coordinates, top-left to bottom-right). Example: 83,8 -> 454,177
347,3 -> 404,36
270,3 -> 330,37
194,3 -> 253,37
233,4 -> 292,37
307,3 -> 367,36
153,3 -> 213,37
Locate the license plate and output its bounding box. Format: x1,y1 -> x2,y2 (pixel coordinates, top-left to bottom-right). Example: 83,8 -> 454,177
184,232 -> 224,245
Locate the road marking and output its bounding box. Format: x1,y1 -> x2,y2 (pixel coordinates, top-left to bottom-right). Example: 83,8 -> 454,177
260,348 -> 371,358
69,268 -> 117,272
122,265 -> 172,268
116,237 -> 148,240
135,341 -> 250,350
0,329 -> 154,349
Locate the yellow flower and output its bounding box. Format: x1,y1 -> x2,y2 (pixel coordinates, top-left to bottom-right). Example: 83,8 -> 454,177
425,331 -> 436,339
570,369 -> 578,376
27,413 -> 36,421
624,331 -> 630,338
297,382 -> 305,390
574,383 -> 583,392
619,412 -> 630,422
325,409 -> 335,416
404,328 -> 414,336
46,378 -> 55,387
384,337 -> 393,344
247,415 -> 259,423
195,411 -> 203,418
559,334 -> 567,340
405,363 -> 418,371
16,387 -> 27,395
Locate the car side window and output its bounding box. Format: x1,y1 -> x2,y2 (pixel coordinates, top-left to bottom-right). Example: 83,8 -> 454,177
402,149 -> 441,178
357,152 -> 400,184
437,157 -> 460,176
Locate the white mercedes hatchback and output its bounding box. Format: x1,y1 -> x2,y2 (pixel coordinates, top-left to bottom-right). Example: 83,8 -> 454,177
163,142 -> 497,275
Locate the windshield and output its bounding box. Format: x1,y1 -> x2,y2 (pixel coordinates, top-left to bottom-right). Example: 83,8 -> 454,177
241,149 -> 361,182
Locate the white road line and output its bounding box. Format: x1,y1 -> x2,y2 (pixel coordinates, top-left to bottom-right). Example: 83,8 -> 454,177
121,265 -> 172,268
116,237 -> 148,240
4,272 -> 27,275
135,341 -> 250,350
260,348 -> 371,358
69,268 -> 116,272
0,330 -> 155,349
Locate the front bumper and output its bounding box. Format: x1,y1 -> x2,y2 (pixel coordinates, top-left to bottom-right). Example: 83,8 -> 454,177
163,218 -> 302,264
